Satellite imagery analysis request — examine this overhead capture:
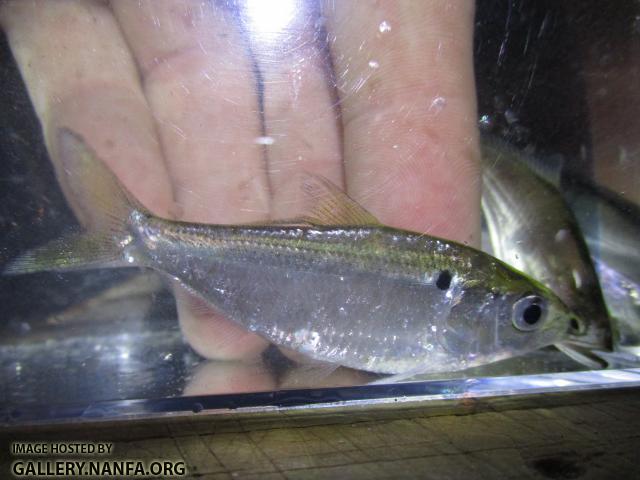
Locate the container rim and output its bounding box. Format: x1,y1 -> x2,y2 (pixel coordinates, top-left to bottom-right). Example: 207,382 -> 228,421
3,367 -> 640,427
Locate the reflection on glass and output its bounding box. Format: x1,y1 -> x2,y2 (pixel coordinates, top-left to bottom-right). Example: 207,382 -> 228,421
243,0 -> 298,38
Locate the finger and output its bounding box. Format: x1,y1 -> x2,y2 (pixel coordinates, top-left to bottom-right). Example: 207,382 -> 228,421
324,1 -> 480,246
175,287 -> 269,361
0,0 -> 175,220
184,359 -> 276,395
238,1 -> 343,219
279,365 -> 376,388
111,0 -> 270,224
111,1 -> 271,360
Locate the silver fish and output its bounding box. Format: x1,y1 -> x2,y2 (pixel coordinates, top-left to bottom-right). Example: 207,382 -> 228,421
506,143 -> 640,357
4,130 -> 579,375
562,179 -> 640,355
481,137 -> 612,366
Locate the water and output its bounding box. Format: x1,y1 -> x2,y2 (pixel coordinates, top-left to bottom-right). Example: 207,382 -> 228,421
1,1 -> 639,424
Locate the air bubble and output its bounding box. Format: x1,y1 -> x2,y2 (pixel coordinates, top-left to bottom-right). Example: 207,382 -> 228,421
479,114 -> 494,131
378,20 -> 391,33
428,96 -> 447,115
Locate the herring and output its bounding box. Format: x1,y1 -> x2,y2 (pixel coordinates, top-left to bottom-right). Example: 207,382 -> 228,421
481,136 -> 613,367
4,130 -> 579,374
496,139 -> 640,358
560,178 -> 640,356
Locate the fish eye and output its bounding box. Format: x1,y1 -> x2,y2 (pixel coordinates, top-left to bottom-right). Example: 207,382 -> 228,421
512,295 -> 547,331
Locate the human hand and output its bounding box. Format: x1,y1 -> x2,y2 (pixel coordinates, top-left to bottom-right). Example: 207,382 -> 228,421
1,1 -> 480,380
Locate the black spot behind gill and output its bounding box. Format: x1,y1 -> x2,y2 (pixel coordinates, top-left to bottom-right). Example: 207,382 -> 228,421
436,270 -> 452,290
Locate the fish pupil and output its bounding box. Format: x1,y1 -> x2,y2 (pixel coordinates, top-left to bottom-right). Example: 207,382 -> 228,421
522,304 -> 542,325
436,270 -> 452,290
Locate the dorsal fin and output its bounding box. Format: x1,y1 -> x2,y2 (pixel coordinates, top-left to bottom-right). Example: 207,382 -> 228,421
297,174 -> 382,226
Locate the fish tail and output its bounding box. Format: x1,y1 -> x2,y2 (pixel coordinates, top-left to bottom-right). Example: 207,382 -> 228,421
4,129 -> 147,275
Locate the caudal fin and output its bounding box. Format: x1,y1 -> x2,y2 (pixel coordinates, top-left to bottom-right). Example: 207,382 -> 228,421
4,129 -> 146,275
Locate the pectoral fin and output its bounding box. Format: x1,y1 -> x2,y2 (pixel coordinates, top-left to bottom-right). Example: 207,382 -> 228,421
555,342 -> 609,369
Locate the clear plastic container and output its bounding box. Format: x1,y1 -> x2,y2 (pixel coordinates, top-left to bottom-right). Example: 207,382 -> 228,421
1,1 -> 639,425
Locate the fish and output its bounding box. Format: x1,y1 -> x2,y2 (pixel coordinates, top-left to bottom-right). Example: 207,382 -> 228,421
592,259 -> 640,356
505,143 -> 640,357
3,129 -> 580,375
480,137 -> 613,367
559,178 -> 640,356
